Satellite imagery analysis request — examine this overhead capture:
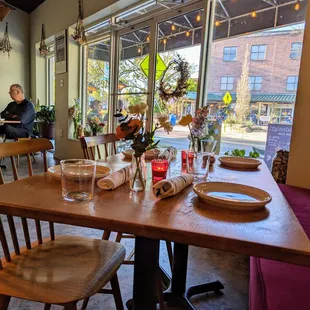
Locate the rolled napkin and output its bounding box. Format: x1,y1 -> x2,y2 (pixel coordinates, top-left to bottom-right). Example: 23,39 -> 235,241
152,174 -> 194,199
97,166 -> 130,190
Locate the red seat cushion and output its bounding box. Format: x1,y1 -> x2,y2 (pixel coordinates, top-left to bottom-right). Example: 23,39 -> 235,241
250,184 -> 310,310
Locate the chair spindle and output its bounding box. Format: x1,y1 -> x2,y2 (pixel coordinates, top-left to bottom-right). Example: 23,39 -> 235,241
0,217 -> 11,262
7,215 -> 20,255
27,153 -> 33,177
21,218 -> 31,249
10,156 -> 19,181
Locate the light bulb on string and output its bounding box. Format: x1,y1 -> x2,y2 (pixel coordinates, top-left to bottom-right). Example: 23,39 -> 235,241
171,23 -> 176,31
138,46 -> 142,53
251,11 -> 257,18
186,30 -> 191,37
196,12 -> 201,22
294,1 -> 300,11
146,35 -> 150,42
163,37 -> 167,44
215,20 -> 221,27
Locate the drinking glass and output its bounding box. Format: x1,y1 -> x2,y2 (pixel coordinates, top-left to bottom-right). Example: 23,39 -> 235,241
186,151 -> 211,181
61,159 -> 96,202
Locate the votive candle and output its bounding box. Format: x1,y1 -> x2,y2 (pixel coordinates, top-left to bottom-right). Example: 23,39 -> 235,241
152,159 -> 169,184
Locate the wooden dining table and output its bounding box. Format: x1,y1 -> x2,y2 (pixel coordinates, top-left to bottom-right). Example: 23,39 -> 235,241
0,154 -> 310,310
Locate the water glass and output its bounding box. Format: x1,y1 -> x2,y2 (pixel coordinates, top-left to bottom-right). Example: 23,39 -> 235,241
186,151 -> 211,181
61,159 -> 96,202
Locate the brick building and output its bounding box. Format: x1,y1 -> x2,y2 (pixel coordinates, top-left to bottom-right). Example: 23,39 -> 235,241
205,26 -> 304,124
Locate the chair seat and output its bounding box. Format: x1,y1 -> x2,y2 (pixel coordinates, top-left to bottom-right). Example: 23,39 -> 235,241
0,235 -> 125,305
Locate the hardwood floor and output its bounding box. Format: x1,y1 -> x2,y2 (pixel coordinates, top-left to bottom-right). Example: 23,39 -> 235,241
0,152 -> 249,309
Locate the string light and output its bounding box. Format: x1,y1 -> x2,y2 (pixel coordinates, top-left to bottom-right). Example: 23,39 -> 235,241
146,35 -> 150,42
251,11 -> 257,18
171,23 -> 176,31
215,20 -> 221,27
186,30 -> 191,37
196,12 -> 201,22
294,1 -> 300,11
163,37 -> 167,44
138,46 -> 142,53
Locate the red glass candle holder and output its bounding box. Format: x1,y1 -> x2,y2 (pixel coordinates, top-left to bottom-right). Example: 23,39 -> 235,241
181,150 -> 187,166
151,159 -> 169,184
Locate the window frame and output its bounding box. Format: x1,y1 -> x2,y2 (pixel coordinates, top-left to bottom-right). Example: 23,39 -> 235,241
46,46 -> 55,107
250,44 -> 267,61
220,76 -> 234,91
223,46 -> 237,62
249,76 -> 263,91
290,42 -> 302,60
286,75 -> 299,91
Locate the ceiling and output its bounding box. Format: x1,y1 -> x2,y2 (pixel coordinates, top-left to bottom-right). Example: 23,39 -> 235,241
5,0 -> 46,13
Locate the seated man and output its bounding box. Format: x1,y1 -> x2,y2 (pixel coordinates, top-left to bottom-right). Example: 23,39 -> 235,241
0,84 -> 35,139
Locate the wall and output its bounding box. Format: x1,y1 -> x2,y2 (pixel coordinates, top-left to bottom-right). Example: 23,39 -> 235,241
286,5 -> 310,189
30,0 -> 142,159
0,9 -> 29,110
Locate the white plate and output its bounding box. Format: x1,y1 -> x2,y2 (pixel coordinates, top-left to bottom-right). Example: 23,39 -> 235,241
193,182 -> 272,211
122,148 -> 160,160
218,156 -> 262,169
47,164 -> 111,181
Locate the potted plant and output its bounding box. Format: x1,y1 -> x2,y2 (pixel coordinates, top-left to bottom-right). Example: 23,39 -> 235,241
35,105 -> 55,139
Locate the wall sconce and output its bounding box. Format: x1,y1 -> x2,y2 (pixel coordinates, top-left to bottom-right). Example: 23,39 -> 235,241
0,1 -> 15,22
0,22 -> 12,57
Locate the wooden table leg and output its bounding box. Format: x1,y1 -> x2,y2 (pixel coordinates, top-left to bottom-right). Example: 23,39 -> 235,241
130,237 -> 159,310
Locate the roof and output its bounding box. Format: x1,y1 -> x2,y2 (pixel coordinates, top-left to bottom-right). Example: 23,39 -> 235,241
185,92 -> 296,103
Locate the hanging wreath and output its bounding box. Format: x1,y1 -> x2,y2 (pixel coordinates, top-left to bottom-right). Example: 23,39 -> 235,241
159,54 -> 190,102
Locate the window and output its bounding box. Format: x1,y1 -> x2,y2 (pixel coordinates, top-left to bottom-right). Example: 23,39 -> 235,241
46,55 -> 55,106
223,46 -> 237,61
249,76 -> 263,91
290,42 -> 302,59
220,76 -> 234,91
250,45 -> 266,60
286,75 -> 299,91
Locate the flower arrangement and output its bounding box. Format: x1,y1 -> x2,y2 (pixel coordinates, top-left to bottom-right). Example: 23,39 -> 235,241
87,116 -> 105,136
68,99 -> 82,139
179,105 -> 229,150
115,102 -> 173,191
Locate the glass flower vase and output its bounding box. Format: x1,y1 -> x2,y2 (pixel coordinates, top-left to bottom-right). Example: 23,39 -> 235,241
189,138 -> 200,153
130,153 -> 147,192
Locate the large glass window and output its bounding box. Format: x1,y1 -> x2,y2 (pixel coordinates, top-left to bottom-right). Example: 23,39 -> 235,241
47,56 -> 55,106
290,42 -> 302,59
249,76 -> 262,91
250,45 -> 266,61
286,75 -> 299,91
220,76 -> 234,90
223,46 -> 237,61
84,37 -> 110,134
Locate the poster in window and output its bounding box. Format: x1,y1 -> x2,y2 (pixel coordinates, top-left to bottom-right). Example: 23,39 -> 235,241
55,30 -> 67,74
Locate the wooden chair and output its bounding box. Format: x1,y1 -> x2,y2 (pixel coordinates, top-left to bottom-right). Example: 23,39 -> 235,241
15,137 -> 36,167
0,138 -> 126,310
80,133 -> 119,160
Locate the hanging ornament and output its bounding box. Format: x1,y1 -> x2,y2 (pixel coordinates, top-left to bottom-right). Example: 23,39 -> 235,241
294,1 -> 300,11
39,24 -> 49,57
0,22 -> 12,57
72,0 -> 87,44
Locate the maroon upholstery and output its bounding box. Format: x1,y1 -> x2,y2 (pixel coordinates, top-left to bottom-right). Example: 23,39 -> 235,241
250,184 -> 310,310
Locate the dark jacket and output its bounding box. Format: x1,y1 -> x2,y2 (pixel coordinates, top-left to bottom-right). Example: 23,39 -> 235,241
0,99 -> 35,135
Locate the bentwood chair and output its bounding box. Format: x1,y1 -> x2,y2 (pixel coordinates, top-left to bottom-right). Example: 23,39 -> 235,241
80,133 -> 119,160
0,138 -> 126,310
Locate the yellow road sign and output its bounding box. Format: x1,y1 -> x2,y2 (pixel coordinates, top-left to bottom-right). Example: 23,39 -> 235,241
222,92 -> 233,105
140,54 -> 167,81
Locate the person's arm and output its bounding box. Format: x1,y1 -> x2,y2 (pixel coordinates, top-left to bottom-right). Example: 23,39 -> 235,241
15,104 -> 35,125
0,103 -> 13,120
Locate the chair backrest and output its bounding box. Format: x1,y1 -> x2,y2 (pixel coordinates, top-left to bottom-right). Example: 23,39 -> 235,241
80,133 -> 119,160
0,138 -> 55,267
0,138 -> 53,184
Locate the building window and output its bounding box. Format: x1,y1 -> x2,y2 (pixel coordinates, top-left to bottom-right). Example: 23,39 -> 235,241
286,75 -> 299,91
290,42 -> 302,59
249,76 -> 263,91
223,46 -> 237,61
250,45 -> 266,60
220,76 -> 234,91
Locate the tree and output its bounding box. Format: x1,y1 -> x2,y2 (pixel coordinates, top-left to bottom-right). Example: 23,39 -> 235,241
235,46 -> 251,124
